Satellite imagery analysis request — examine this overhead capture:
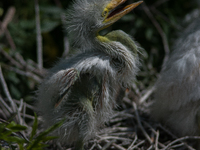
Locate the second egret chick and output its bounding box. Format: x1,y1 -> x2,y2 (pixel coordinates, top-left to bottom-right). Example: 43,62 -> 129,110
151,18 -> 200,137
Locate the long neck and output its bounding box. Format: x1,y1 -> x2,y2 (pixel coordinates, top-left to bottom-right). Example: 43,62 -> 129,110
96,30 -> 138,65
95,30 -> 139,86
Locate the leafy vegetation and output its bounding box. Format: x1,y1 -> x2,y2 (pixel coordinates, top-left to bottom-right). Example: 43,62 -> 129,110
0,114 -> 63,150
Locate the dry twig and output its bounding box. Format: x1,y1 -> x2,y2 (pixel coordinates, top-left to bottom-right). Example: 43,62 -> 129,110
0,66 -> 17,113
164,136 -> 200,150
133,102 -> 153,145
34,0 -> 43,69
142,3 -> 170,65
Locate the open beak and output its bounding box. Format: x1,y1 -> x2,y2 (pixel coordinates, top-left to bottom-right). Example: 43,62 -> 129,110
104,0 -> 143,24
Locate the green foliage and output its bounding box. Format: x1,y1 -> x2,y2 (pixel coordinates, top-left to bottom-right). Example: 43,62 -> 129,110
0,114 -> 63,150
0,121 -> 27,149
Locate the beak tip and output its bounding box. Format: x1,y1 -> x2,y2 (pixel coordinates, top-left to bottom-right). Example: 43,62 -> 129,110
138,1 -> 144,5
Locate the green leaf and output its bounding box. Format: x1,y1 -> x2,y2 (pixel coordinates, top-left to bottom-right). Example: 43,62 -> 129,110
6,121 -> 27,132
3,136 -> 26,144
7,125 -> 27,132
0,123 -> 6,132
41,136 -> 59,142
27,119 -> 64,149
0,130 -> 13,137
30,113 -> 38,141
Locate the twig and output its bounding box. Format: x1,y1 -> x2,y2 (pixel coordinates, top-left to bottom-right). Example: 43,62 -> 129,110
53,0 -> 70,58
139,86 -> 155,104
164,136 -> 200,150
133,102 -> 153,144
157,124 -> 194,149
102,139 -> 116,150
130,140 -> 145,150
97,144 -> 103,149
155,130 -> 159,150
98,136 -> 132,142
0,7 -> 16,36
5,29 -> 16,50
1,63 -> 42,82
127,134 -> 138,150
0,48 -> 22,68
142,121 -> 166,148
20,113 -> 40,120
0,96 -> 13,114
157,124 -> 176,138
147,145 -> 153,150
150,6 -> 182,30
142,3 -> 170,65
109,132 -> 134,136
112,143 -> 126,150
89,143 -> 96,150
0,66 -> 17,113
17,99 -> 24,125
0,118 -> 10,124
170,143 -> 185,149
0,7 -> 16,49
61,14 -> 70,58
0,108 -> 8,119
35,0 -> 43,69
13,99 -> 35,110
0,48 -> 45,77
22,102 -> 26,123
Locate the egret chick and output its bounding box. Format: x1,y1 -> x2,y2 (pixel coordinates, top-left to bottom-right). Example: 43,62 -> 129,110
151,18 -> 200,137
36,0 -> 142,149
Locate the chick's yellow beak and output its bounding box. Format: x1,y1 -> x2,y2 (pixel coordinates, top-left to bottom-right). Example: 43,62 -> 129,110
103,0 -> 143,24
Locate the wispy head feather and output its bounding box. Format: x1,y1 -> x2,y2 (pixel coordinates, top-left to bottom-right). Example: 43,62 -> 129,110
65,0 -> 110,50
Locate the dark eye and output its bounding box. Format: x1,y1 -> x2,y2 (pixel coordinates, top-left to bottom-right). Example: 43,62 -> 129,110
102,11 -> 107,17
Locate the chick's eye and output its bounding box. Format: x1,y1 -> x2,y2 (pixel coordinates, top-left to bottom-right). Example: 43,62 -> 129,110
102,11 -> 108,17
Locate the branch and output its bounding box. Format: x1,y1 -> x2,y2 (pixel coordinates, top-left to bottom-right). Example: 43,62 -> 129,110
2,63 -> 42,82
142,3 -> 170,65
0,7 -> 16,50
132,102 -> 153,144
0,7 -> 16,36
35,0 -> 43,69
0,47 -> 46,77
53,0 -> 70,58
164,136 -> 200,150
0,66 -> 17,113
139,85 -> 155,104
0,96 -> 13,114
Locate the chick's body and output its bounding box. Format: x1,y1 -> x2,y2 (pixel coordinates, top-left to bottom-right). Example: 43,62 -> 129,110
151,18 -> 200,136
37,52 -> 121,144
36,0 -> 142,148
